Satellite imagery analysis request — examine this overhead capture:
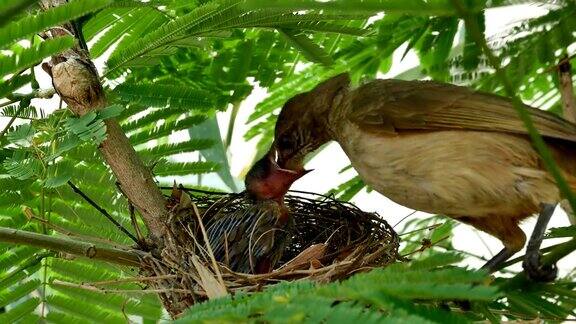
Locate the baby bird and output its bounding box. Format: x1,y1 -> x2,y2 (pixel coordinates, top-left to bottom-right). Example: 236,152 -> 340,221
205,150 -> 303,273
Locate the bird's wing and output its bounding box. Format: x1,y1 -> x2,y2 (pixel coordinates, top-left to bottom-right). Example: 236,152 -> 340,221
348,79 -> 576,142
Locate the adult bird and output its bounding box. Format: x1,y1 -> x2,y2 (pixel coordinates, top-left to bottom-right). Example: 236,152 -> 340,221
204,150 -> 302,273
266,73 -> 576,281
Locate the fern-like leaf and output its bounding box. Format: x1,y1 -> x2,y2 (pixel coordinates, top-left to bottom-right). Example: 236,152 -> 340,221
0,0 -> 110,49
0,36 -> 74,77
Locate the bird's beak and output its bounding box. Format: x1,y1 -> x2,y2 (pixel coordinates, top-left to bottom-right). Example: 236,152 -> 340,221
245,149 -> 311,201
265,149 -> 309,190
271,143 -> 311,178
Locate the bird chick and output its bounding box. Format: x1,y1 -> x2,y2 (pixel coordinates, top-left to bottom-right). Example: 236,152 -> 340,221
268,73 -> 576,281
204,150 -> 303,273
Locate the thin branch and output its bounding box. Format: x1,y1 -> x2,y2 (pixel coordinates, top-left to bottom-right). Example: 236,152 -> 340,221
399,223 -> 443,237
401,236 -> 450,258
87,274 -> 178,286
51,280 -> 193,294
558,56 -> 576,122
67,181 -> 139,244
558,56 -> 576,226
0,226 -> 144,267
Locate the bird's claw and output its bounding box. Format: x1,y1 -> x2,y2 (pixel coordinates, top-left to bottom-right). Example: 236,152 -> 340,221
522,253 -> 557,282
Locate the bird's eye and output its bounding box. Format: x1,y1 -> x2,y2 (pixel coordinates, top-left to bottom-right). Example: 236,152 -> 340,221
277,136 -> 295,150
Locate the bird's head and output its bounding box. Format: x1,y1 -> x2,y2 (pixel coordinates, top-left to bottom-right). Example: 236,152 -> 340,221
244,148 -> 308,201
274,73 -> 351,172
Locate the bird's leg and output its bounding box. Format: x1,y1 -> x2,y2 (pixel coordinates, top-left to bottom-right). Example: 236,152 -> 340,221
481,248 -> 515,273
457,215 -> 525,273
522,203 -> 557,282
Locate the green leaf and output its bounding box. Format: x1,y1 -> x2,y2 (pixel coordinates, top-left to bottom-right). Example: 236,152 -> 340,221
45,134 -> 82,161
462,11 -> 484,71
0,74 -> 31,98
189,117 -> 239,192
0,297 -> 40,323
0,0 -> 111,49
128,115 -> 206,146
327,175 -> 365,201
44,162 -> 73,188
0,279 -> 40,307
547,225 -> 576,238
64,111 -> 107,144
153,161 -> 219,176
98,104 -> 124,120
3,156 -> 42,180
89,7 -> 142,58
115,83 -> 216,111
138,139 -> 215,158
279,28 -> 334,66
6,123 -> 35,146
241,0 -> 492,16
0,0 -> 38,28
0,36 -> 75,77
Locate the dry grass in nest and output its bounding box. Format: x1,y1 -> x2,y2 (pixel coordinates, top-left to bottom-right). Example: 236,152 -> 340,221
140,187 -> 400,315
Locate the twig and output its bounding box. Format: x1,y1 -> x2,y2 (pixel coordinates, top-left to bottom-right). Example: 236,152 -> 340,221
159,186 -> 229,195
87,274 -> 178,286
558,55 -> 576,123
557,55 -> 576,226
129,203 -> 145,244
67,181 -> 139,244
401,236 -> 450,258
543,52 -> 576,73
393,210 -> 417,228
0,226 -> 143,267
399,223 -> 443,237
51,280 -> 192,294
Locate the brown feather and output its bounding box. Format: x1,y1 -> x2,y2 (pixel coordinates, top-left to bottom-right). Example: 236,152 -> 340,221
346,79 -> 576,142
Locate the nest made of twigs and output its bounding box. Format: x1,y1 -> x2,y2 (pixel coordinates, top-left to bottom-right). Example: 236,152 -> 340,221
141,187 -> 400,315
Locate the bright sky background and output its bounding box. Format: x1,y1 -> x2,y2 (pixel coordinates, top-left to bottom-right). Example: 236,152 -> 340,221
1,3 -> 573,276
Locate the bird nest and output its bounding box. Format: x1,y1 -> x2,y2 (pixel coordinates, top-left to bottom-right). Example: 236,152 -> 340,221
141,187 -> 399,316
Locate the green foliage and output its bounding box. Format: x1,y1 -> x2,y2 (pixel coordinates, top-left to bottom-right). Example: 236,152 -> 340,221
0,36 -> 74,77
177,253 -> 494,322
0,0 -> 110,49
0,0 -> 575,322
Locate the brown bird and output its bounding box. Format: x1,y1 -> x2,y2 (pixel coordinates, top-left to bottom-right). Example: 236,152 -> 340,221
205,151 -> 301,273
264,73 -> 576,281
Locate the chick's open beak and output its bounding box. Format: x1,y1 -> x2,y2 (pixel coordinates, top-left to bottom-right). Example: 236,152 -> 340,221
245,149 -> 310,201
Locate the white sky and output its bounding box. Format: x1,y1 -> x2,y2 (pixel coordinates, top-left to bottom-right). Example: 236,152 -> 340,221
1,3 -> 573,276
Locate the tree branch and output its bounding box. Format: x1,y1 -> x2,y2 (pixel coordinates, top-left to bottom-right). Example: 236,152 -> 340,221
0,226 -> 144,267
558,56 -> 576,225
558,56 -> 576,123
39,0 -> 168,239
